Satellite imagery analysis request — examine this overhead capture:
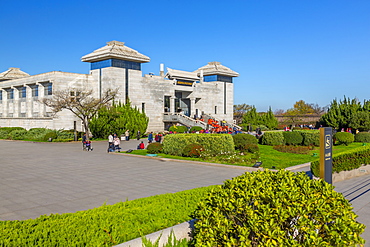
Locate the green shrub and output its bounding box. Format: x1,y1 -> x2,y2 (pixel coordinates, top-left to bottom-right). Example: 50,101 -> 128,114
163,134 -> 234,156
334,132 -> 354,146
355,132 -> 370,143
0,186 -> 214,246
0,127 -> 25,139
295,130 -> 320,146
24,128 -> 52,141
43,132 -> 58,141
147,142 -> 163,154
232,133 -> 257,150
189,126 -> 203,132
169,125 -> 188,133
7,129 -> 28,140
191,170 -> 365,246
283,131 -> 303,145
259,131 -> 284,146
56,130 -> 75,140
182,143 -> 204,157
311,146 -> 370,177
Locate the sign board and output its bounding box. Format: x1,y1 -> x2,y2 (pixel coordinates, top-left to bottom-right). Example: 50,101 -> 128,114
320,127 -> 333,184
176,81 -> 193,86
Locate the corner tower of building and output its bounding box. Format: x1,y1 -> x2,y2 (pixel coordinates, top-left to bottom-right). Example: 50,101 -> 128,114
81,41 -> 150,70
195,61 -> 239,83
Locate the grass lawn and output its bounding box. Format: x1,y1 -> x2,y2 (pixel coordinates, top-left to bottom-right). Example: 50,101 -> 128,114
127,142 -> 365,169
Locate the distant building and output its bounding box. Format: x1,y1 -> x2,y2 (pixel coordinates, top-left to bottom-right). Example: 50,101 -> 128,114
0,41 -> 239,132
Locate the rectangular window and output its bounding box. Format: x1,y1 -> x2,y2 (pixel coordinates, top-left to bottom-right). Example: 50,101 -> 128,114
142,103 -> 145,113
7,89 -> 14,99
31,85 -> 38,97
44,83 -> 52,95
19,87 -> 26,98
215,106 -> 217,114
0,91 -> 2,101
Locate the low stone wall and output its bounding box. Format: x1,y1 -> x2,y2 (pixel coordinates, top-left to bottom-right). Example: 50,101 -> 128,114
332,164 -> 370,183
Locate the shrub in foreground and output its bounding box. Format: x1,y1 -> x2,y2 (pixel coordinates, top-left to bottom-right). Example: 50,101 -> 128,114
7,129 -> 28,140
189,126 -> 203,132
147,142 -> 163,154
334,132 -> 354,146
192,170 -> 365,246
259,131 -> 284,146
168,125 -> 188,133
0,187 -> 214,246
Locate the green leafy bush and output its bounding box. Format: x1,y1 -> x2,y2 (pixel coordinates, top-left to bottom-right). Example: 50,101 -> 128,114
169,125 -> 188,133
147,143 -> 163,154
0,127 -> 25,139
283,131 -> 303,145
163,134 -> 234,156
334,132 -> 354,146
311,146 -> 370,177
24,128 -> 53,141
56,130 -> 75,140
295,130 -> 320,146
259,131 -> 284,146
182,143 -> 204,157
191,170 -> 365,246
7,129 -> 28,140
43,132 -> 58,141
355,132 -> 370,143
0,186 -> 214,246
189,126 -> 203,132
232,133 -> 257,150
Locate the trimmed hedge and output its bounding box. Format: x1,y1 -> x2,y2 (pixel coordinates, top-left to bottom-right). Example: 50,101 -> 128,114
311,146 -> 370,177
7,129 -> 28,140
232,133 -> 257,150
283,131 -> 303,145
0,186 -> 214,246
355,132 -> 370,143
163,134 -> 234,156
259,131 -> 284,146
192,170 -> 365,246
295,130 -> 320,146
334,132 -> 354,146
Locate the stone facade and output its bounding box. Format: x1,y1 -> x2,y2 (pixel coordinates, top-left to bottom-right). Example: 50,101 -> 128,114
0,41 -> 238,132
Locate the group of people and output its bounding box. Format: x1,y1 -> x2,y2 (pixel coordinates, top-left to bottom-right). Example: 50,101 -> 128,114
107,131 -> 145,152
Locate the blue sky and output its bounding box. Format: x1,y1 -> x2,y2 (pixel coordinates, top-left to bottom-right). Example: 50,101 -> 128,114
1,0 -> 369,112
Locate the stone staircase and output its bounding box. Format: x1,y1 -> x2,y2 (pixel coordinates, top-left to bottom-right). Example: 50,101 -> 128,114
163,113 -> 207,129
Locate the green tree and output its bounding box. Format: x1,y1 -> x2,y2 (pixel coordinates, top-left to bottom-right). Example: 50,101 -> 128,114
320,96 -> 362,130
242,106 -> 278,130
89,101 -> 149,139
260,107 -> 278,129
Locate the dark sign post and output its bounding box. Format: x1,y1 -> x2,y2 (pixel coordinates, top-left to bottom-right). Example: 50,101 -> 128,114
320,127 -> 333,184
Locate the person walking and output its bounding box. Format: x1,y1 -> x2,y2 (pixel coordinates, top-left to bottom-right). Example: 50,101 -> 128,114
148,132 -> 153,144
136,130 -> 141,140
82,133 -> 87,150
125,130 -> 130,141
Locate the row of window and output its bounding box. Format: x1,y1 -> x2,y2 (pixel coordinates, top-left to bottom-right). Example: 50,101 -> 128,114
0,112 -> 53,118
0,83 -> 52,101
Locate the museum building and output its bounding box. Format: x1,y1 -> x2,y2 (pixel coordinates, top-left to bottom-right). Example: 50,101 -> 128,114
0,41 -> 239,132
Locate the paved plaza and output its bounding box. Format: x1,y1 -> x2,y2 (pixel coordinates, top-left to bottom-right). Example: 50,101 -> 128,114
0,139 -> 369,245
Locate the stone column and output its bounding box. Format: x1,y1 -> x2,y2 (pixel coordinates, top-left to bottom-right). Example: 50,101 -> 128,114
13,87 -> 19,117
170,96 -> 175,114
190,97 -> 196,118
26,85 -> 32,117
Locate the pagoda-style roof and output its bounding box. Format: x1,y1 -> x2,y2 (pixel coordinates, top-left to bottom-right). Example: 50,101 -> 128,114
195,62 -> 239,77
81,41 -> 150,63
165,68 -> 199,81
0,67 -> 30,81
